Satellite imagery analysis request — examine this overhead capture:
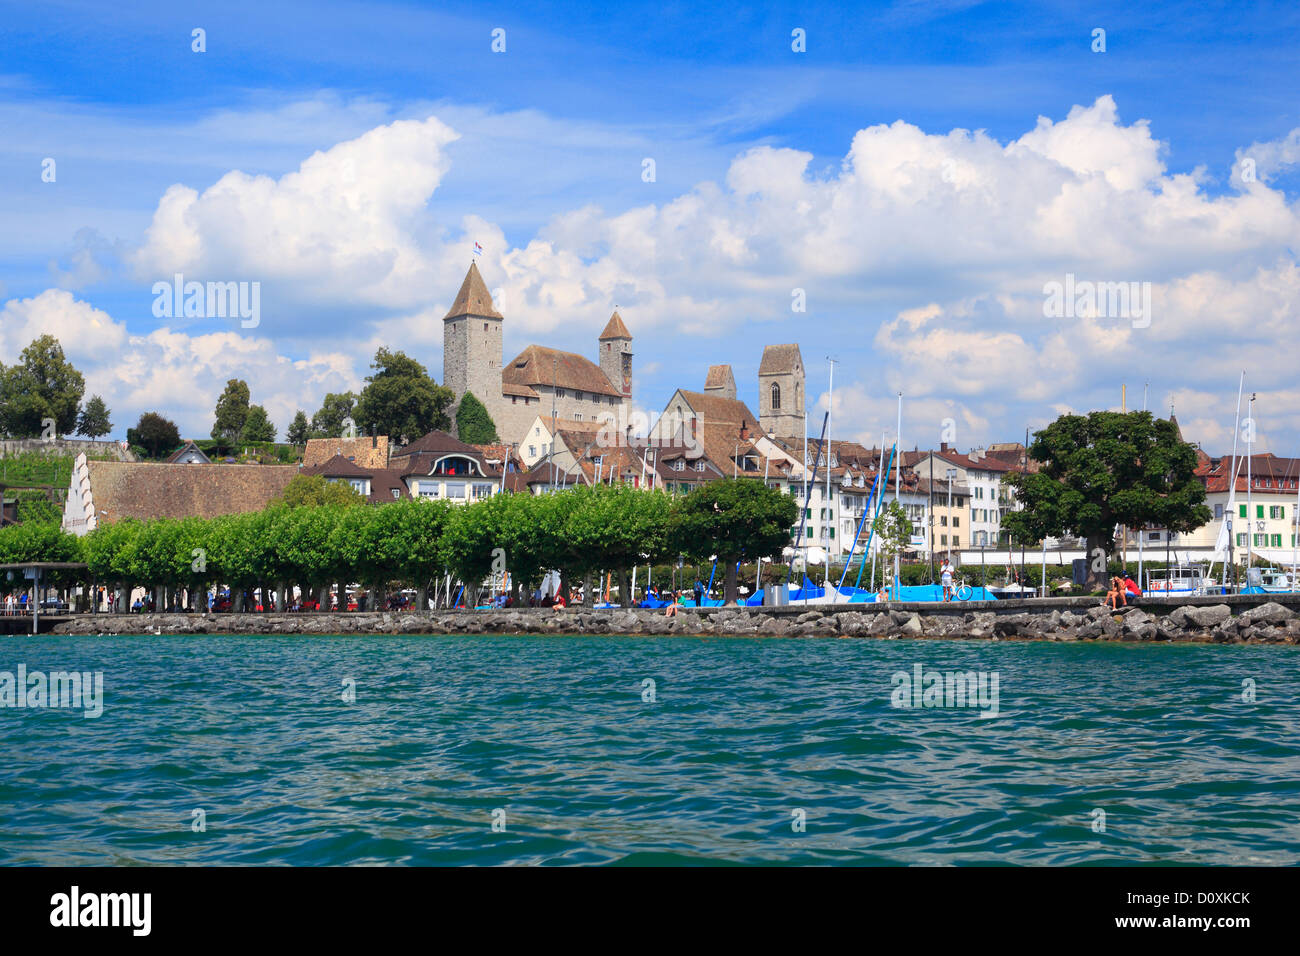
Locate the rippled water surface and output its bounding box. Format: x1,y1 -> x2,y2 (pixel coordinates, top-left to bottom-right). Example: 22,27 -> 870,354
2,634 -> 1298,865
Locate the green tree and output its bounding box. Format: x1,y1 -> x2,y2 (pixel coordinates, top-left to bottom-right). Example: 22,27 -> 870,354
455,391 -> 499,444
210,379 -> 251,447
309,391 -> 356,438
75,395 -> 113,439
0,335 -> 86,437
126,412 -> 181,459
871,500 -> 914,577
286,410 -> 311,446
354,348 -> 453,444
675,478 -> 799,604
241,404 -> 276,443
1001,410 -> 1211,590
275,474 -> 366,508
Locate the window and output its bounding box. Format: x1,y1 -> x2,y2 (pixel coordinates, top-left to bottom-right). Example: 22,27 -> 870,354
672,459 -> 685,472
1237,533 -> 1247,546
953,536 -> 959,546
391,489 -> 401,499
771,382 -> 781,410
446,482 -> 466,499
953,517 -> 960,527
1148,531 -> 1160,541
1239,504 -> 1248,518
1214,503 -> 1223,519
418,482 -> 439,499
1272,534 -> 1283,547
940,516 -> 948,526
349,479 -> 366,493
1271,506 -> 1285,519
1257,505 -> 1265,519
941,534 -> 948,545
512,396 -> 518,404
575,392 -> 583,402
557,388 -> 566,398
695,460 -> 706,472
472,483 -> 493,499
528,445 -> 536,457
574,413 -> 583,421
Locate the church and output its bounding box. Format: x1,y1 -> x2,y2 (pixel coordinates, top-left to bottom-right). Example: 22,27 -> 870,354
442,262 -> 633,445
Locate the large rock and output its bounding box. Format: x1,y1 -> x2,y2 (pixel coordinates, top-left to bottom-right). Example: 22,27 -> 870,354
898,614 -> 923,635
1241,601 -> 1294,625
1185,604 -> 1232,628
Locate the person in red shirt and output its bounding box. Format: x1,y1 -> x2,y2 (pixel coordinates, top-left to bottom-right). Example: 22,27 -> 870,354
1124,574 -> 1141,600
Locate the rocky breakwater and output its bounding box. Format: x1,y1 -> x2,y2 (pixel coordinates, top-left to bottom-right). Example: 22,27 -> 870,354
45,595 -> 1300,644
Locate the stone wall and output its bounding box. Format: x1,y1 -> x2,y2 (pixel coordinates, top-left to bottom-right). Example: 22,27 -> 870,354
0,438 -> 135,461
48,595 -> 1300,644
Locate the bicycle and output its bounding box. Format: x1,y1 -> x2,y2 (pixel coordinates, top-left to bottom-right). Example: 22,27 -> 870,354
950,575 -> 975,602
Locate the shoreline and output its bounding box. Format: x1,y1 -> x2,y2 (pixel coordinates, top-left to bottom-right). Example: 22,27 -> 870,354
24,593 -> 1300,644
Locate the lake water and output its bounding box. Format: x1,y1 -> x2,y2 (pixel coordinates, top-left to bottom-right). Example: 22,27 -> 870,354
2,634 -> 1298,865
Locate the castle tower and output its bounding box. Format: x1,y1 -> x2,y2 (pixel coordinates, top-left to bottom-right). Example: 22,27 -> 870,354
703,364 -> 737,401
598,310 -> 633,402
443,262 -> 504,422
758,344 -> 804,436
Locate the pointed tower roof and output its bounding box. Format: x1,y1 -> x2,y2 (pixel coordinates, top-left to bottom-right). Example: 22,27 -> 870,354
598,310 -> 632,340
443,262 -> 503,320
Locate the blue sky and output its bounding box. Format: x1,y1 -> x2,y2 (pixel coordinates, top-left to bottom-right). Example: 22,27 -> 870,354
3,0 -> 1300,452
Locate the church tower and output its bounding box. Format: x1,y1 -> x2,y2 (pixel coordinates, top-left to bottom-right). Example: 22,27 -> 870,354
442,262 -> 503,421
598,310 -> 633,402
758,344 -> 804,436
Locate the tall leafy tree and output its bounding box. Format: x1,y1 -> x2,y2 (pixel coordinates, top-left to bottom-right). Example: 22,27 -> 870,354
286,410 -> 311,446
75,395 -> 113,439
674,478 -> 799,604
127,412 -> 181,459
210,379 -> 251,446
241,404 -> 276,443
0,335 -> 86,437
1001,411 -> 1212,590
354,348 -> 453,444
309,391 -> 356,438
872,500 -> 914,572
455,391 -> 499,443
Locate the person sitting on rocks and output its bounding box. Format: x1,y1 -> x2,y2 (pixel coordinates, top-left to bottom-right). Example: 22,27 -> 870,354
1105,576 -> 1127,610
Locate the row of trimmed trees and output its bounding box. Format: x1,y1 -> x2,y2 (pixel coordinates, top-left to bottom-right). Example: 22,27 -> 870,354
0,479 -> 799,610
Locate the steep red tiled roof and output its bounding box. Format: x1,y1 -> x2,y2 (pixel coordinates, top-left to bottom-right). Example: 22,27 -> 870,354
302,454 -> 373,478
703,365 -> 734,390
443,261 -> 502,320
598,310 -> 632,340
503,344 -> 621,397
392,430 -> 482,459
758,344 -> 802,375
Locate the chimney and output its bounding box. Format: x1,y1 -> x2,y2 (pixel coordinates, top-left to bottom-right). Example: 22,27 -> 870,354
691,417 -> 698,440
740,421 -> 749,441
940,441 -> 949,453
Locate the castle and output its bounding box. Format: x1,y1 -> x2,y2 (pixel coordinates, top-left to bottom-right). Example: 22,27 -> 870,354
442,262 -> 633,444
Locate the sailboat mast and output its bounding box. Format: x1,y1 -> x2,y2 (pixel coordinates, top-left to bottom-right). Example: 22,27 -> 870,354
826,358 -> 835,588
